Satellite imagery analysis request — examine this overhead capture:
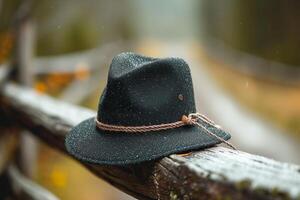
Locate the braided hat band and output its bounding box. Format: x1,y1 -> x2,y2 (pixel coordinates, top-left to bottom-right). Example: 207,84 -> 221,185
95,113 -> 236,150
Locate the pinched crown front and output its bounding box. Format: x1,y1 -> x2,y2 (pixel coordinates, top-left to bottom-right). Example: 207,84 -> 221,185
97,52 -> 196,126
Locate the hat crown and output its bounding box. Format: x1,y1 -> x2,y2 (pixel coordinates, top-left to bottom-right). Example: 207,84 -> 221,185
97,52 -> 196,126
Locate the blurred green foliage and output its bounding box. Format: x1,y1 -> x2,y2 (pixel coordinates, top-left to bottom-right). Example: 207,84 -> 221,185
201,0 -> 300,67
0,0 -> 134,56
36,15 -> 102,56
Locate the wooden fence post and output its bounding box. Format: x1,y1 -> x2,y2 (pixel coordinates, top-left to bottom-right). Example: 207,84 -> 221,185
11,0 -> 37,178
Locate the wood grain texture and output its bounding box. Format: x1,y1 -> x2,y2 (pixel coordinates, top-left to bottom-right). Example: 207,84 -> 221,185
1,83 -> 300,200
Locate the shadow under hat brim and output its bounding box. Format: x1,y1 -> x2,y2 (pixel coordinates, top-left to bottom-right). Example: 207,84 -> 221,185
65,117 -> 231,165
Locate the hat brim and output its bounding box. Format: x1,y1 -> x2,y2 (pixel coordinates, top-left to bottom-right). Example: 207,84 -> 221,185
65,117 -> 231,165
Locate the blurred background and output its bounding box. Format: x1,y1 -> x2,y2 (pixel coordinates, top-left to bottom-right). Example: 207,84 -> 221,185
0,0 -> 300,199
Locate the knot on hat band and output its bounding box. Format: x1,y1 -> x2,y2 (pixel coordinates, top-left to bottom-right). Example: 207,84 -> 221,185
95,113 -> 236,150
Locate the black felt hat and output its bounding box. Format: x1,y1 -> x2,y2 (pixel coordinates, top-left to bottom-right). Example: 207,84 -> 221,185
65,52 -> 231,165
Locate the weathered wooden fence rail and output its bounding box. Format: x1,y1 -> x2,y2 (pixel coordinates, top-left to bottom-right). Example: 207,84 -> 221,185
1,83 -> 300,200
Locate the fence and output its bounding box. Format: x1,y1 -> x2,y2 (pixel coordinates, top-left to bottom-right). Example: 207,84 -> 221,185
0,81 -> 300,200
1,5 -> 300,198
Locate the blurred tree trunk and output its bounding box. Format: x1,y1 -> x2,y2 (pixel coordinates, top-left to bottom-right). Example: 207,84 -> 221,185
11,0 -> 37,179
